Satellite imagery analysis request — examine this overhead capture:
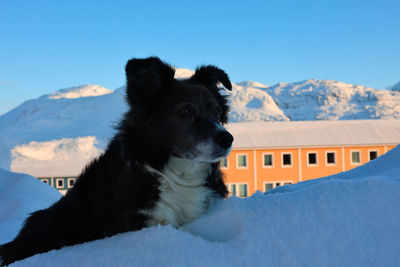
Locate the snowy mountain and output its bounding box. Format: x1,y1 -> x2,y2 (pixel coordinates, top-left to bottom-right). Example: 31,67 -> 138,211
1,145 -> 399,266
0,71 -> 400,174
233,79 -> 400,121
47,85 -> 113,99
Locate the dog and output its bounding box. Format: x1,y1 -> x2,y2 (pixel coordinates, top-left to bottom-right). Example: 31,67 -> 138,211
0,57 -> 233,265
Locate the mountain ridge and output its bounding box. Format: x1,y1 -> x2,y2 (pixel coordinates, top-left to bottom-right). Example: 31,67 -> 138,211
0,73 -> 399,172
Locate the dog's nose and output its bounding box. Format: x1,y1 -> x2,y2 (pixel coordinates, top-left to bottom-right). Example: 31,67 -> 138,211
215,131 -> 234,149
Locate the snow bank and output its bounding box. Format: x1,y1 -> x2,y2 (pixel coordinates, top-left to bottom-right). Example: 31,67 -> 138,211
2,146 -> 399,266
10,137 -> 103,177
47,85 -> 114,99
0,169 -> 61,245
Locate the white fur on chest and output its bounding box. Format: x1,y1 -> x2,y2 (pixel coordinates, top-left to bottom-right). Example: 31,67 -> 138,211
142,156 -> 217,228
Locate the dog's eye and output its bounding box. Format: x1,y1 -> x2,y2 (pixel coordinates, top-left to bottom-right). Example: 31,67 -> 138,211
177,105 -> 195,118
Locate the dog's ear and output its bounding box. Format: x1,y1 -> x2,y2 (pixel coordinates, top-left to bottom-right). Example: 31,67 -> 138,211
190,65 -> 231,124
189,65 -> 232,91
125,57 -> 175,108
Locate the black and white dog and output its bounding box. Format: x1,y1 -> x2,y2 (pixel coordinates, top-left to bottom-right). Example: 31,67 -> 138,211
0,57 -> 233,265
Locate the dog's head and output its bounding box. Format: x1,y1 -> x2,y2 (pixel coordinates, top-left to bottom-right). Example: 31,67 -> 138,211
123,57 -> 233,163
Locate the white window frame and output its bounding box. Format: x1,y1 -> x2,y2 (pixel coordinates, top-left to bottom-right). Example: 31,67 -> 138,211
56,178 -> 65,189
67,178 -> 76,188
325,151 -> 337,166
236,153 -> 248,169
227,183 -> 237,197
262,152 -> 274,168
263,181 -> 293,192
227,182 -> 249,198
368,150 -> 379,161
281,152 -> 293,168
350,150 -> 361,165
306,151 -> 318,167
40,178 -> 49,185
220,157 -> 229,169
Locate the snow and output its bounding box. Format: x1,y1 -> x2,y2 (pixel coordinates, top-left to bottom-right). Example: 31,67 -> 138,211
1,145 -> 399,266
0,168 -> 61,245
174,68 -> 195,79
47,85 -> 114,99
1,75 -> 400,173
1,70 -> 400,266
389,81 -> 400,91
10,137 -> 103,177
227,120 -> 400,149
235,79 -> 400,121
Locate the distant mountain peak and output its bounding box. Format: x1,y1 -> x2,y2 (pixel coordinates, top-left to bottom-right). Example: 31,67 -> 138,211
174,68 -> 194,79
389,82 -> 400,91
47,85 -> 114,99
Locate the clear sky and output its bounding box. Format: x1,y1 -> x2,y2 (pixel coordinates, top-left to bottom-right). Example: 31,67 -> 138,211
1,0 -> 399,114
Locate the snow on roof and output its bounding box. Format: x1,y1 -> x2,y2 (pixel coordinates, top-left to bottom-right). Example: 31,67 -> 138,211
227,119 -> 400,149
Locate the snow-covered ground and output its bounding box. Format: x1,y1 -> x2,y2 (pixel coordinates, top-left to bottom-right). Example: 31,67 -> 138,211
1,144 -> 399,266
0,169 -> 61,245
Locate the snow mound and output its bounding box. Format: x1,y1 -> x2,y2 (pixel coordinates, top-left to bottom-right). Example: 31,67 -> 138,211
2,146 -> 399,266
0,168 -> 61,244
10,137 -> 103,177
47,85 -> 114,99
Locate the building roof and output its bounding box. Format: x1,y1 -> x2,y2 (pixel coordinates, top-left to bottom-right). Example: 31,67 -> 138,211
227,120 -> 400,149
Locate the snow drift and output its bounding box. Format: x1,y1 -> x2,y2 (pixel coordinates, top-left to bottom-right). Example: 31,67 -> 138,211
1,145 -> 399,266
0,169 -> 61,245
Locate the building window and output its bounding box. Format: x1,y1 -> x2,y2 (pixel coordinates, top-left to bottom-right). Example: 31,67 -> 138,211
282,153 -> 292,167
263,153 -> 273,167
238,184 -> 248,197
41,179 -> 49,184
229,184 -> 236,196
351,151 -> 361,164
237,154 -> 248,168
220,157 -> 228,169
307,152 -> 318,166
326,152 -> 336,165
56,178 -> 64,189
264,183 -> 273,191
68,178 -> 76,188
264,181 -> 293,192
228,183 -> 248,198
369,150 -> 378,161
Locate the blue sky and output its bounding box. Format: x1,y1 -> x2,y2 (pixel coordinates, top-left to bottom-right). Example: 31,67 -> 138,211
1,0 -> 399,114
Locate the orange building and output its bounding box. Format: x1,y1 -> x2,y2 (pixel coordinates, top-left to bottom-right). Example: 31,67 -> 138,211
221,120 -> 400,197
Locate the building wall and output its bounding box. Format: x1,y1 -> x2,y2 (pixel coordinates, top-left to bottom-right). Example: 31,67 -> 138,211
222,144 -> 398,196
38,145 -> 397,195
255,149 -> 300,191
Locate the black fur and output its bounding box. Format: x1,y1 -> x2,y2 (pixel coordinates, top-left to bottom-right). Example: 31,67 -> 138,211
0,57 -> 232,265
